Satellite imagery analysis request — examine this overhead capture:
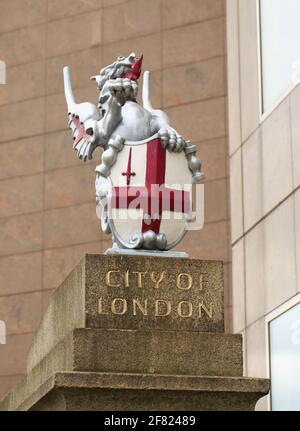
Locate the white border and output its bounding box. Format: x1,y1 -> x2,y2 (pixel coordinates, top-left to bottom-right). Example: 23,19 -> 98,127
264,292 -> 300,411
257,0 -> 300,123
256,0 -> 264,120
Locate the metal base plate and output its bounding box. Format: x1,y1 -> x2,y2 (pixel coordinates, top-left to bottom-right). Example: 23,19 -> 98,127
105,248 -> 188,259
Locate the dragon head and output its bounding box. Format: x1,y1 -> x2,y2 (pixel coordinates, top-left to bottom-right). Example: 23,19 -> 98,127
91,53 -> 143,90
91,53 -> 143,117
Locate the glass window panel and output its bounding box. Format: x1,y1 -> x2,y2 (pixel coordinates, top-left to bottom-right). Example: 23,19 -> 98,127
269,302 -> 300,411
260,0 -> 300,111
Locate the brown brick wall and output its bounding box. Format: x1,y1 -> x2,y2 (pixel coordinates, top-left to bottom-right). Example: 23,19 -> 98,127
0,0 -> 230,399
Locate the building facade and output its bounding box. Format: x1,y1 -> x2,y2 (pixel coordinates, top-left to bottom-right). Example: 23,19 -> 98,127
0,0 -> 230,400
227,0 -> 300,411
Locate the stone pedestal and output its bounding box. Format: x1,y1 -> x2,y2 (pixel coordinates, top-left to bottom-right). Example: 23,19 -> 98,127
0,254 -> 269,411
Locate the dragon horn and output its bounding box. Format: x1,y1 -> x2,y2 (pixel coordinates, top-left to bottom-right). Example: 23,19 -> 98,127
121,54 -> 143,81
63,66 -> 75,111
90,74 -> 102,89
132,54 -> 143,80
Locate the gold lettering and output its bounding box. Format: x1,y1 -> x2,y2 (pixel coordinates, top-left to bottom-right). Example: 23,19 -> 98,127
199,302 -> 213,319
150,271 -> 165,289
124,270 -> 130,287
133,271 -> 147,288
111,298 -> 127,315
199,274 -> 203,291
155,299 -> 171,317
105,270 -> 121,287
177,301 -> 193,318
176,273 -> 193,290
98,297 -> 109,315
133,298 -> 148,316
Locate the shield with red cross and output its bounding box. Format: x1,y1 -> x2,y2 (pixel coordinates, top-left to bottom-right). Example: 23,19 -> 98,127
107,134 -> 192,250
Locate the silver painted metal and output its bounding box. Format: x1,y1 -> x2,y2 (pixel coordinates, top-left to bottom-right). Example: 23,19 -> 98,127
105,247 -> 188,259
96,135 -> 125,178
63,53 -> 204,254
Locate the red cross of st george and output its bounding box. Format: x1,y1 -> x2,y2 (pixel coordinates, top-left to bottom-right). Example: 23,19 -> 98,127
112,138 -> 191,234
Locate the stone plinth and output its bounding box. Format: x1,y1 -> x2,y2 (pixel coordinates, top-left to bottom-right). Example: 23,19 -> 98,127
0,254 -> 269,411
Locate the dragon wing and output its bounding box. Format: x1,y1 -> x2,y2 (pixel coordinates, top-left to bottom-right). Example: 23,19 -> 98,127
63,66 -> 100,161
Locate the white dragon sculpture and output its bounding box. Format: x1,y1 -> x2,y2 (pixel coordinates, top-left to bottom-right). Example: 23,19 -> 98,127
63,53 -> 204,251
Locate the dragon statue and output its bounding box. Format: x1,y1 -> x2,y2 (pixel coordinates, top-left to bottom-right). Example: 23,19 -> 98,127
63,53 -> 204,254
